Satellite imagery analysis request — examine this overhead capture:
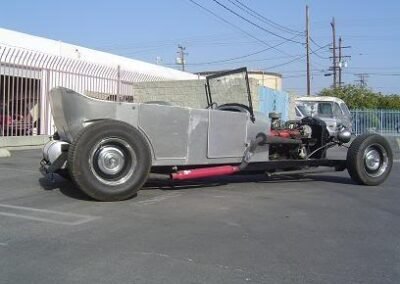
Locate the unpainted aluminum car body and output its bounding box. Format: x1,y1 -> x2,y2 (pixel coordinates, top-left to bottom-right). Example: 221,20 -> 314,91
50,88 -> 271,167
41,68 -> 393,201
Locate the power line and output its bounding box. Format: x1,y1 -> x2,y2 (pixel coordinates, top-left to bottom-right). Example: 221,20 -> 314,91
347,66 -> 400,70
262,44 -> 330,70
264,56 -> 306,70
164,54 -> 306,67
284,73 -> 326,79
187,0 -> 294,56
344,72 -> 400,77
101,35 -> 282,52
226,0 -> 304,36
310,47 -> 330,59
171,49 -> 292,66
210,0 -> 305,45
310,37 -> 326,49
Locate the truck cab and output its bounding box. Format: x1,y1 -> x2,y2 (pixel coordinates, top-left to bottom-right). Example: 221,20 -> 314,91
295,96 -> 352,136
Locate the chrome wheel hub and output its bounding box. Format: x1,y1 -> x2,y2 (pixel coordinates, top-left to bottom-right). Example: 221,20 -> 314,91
364,149 -> 381,171
97,146 -> 125,175
89,137 -> 136,186
363,144 -> 388,177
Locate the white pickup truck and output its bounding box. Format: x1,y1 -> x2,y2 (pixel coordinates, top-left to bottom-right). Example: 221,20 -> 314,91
295,96 -> 352,136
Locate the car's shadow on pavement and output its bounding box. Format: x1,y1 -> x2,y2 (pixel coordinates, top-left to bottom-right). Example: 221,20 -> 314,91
306,174 -> 356,185
38,172 -> 356,201
39,176 -> 95,201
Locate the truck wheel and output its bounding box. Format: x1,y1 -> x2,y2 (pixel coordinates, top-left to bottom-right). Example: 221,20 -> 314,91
68,120 -> 152,201
347,134 -> 393,185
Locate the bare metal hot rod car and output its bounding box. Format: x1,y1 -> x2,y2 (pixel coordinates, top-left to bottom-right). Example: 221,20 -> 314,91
40,68 -> 393,201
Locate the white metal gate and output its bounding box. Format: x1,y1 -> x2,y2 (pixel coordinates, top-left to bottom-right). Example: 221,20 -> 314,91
0,45 -> 166,137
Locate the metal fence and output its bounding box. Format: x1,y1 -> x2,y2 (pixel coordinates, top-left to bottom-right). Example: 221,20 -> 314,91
351,109 -> 400,136
0,45 -> 167,137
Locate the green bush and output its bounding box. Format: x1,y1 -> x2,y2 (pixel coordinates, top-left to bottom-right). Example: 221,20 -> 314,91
318,85 -> 400,110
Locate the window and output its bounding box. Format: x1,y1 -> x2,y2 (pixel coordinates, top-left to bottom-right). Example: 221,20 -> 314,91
295,107 -> 302,117
317,103 -> 333,117
340,103 -> 351,117
297,103 -> 313,117
332,103 -> 343,117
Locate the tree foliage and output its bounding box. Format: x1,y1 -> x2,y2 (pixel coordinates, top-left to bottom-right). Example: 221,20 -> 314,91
318,85 -> 400,110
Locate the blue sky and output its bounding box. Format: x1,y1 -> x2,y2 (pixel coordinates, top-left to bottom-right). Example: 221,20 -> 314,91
1,0 -> 399,95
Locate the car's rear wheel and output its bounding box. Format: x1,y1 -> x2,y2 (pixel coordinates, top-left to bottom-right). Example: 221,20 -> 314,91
347,134 -> 393,185
68,120 -> 152,201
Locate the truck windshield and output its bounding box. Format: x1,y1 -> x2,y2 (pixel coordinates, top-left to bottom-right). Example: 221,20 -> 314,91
297,101 -> 334,118
340,102 -> 351,117
297,105 -> 311,117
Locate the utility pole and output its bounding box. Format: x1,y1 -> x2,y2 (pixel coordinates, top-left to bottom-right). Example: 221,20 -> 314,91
176,45 -> 187,71
306,5 -> 311,96
338,37 -> 342,86
338,37 -> 352,86
327,20 -> 351,86
331,17 -> 337,88
355,73 -> 369,88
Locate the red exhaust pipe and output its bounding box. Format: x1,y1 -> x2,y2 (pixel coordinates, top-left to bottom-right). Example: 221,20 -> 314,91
171,165 -> 240,181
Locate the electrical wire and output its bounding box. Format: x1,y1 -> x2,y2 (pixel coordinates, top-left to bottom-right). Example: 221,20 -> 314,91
262,44 -> 330,70
187,0 -> 296,57
310,37 -> 326,49
310,47 -> 330,60
164,54 -> 306,67
226,0 -> 304,36
210,0 -> 305,45
228,0 -> 328,50
173,48 -> 295,66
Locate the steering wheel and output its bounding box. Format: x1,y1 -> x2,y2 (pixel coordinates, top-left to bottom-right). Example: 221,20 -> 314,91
216,103 -> 251,114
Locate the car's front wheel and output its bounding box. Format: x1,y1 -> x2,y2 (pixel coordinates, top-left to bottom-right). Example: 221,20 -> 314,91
347,134 -> 393,185
68,120 -> 152,201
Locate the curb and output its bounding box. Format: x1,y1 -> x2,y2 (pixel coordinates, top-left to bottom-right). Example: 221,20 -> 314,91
0,148 -> 11,158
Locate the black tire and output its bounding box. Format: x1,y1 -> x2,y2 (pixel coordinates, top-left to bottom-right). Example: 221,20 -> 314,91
68,120 -> 152,201
347,134 -> 393,185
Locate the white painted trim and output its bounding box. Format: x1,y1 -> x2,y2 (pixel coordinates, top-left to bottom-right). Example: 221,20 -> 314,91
0,203 -> 99,225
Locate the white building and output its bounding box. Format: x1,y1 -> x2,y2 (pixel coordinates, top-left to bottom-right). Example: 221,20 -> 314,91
0,28 -> 197,81
0,28 -> 197,145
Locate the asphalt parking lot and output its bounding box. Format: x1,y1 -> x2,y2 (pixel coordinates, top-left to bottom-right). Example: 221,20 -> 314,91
1,149 -> 399,284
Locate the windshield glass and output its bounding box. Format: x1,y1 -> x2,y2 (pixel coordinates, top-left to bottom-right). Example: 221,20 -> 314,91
296,102 -> 315,117
206,69 -> 251,107
296,105 -> 311,117
340,102 -> 351,117
297,101 -> 339,118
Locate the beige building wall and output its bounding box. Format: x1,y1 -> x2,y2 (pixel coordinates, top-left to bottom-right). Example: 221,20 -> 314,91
132,79 -> 261,110
248,72 -> 282,91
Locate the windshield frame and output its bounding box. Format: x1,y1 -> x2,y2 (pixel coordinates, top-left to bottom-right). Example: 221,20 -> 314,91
205,67 -> 255,122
